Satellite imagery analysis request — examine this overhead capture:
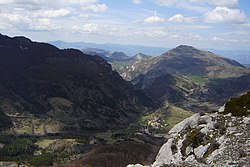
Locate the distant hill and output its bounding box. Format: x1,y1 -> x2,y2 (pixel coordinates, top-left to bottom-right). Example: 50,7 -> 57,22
81,48 -> 111,61
0,34 -> 157,132
81,48 -> 111,56
129,52 -> 152,62
109,52 -> 130,61
50,40 -> 168,56
81,49 -> 152,65
117,45 -> 250,111
207,49 -> 250,65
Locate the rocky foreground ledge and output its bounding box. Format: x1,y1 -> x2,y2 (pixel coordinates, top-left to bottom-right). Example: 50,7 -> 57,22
128,112 -> 250,167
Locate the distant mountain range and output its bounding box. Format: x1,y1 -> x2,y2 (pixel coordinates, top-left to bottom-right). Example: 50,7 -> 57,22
206,49 -> 250,66
50,41 -> 250,65
50,40 -> 167,57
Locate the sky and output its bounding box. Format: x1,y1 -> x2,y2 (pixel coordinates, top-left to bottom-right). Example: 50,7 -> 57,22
0,0 -> 250,50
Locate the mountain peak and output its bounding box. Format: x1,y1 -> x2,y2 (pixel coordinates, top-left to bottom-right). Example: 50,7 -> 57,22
133,52 -> 151,61
177,44 -> 195,49
171,45 -> 200,53
109,51 -> 130,61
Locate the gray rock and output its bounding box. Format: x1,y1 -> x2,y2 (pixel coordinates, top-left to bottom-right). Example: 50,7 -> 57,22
194,144 -> 210,158
227,127 -> 237,135
169,113 -> 200,135
243,117 -> 250,125
185,146 -> 193,156
153,138 -> 175,166
153,138 -> 184,167
127,164 -> 146,167
185,154 -> 196,162
218,105 -> 225,112
207,121 -> 216,130
0,162 -> 18,167
228,122 -> 233,127
200,115 -> 212,123
200,126 -> 210,135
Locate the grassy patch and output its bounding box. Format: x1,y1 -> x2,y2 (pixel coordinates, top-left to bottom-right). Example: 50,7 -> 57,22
15,126 -> 33,135
163,106 -> 193,129
140,106 -> 193,133
189,75 -> 207,85
36,139 -> 58,149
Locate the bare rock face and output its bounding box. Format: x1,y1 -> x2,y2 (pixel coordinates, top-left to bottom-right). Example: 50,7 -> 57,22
0,162 -> 18,167
127,111 -> 250,167
127,164 -> 146,167
168,113 -> 200,135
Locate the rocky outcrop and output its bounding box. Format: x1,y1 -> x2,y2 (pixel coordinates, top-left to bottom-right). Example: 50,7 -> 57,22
128,112 -> 250,167
0,162 -> 18,167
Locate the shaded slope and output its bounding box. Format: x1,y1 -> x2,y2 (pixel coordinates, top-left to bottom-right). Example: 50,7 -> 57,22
0,34 -> 157,131
0,108 -> 12,131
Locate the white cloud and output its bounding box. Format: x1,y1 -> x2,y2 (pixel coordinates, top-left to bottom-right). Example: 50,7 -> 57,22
188,33 -> 204,40
0,0 -> 108,32
34,9 -> 70,18
154,0 -> 239,8
190,0 -> 239,8
144,16 -> 165,24
179,4 -> 209,13
78,14 -> 90,19
29,18 -> 61,31
244,23 -> 250,28
81,3 -> 108,12
134,30 -> 167,37
72,23 -> 117,34
73,23 -> 102,33
212,36 -> 226,41
144,12 -> 165,24
168,14 -> 196,23
204,7 -> 246,23
132,0 -> 142,4
169,33 -> 204,40
154,0 -> 181,6
0,0 -> 108,13
0,12 -> 60,31
211,36 -> 241,42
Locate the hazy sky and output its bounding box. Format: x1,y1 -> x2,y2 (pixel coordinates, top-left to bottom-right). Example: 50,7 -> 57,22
1,0 -> 250,50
